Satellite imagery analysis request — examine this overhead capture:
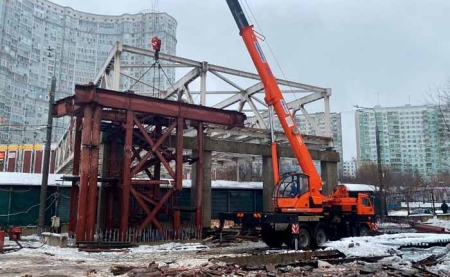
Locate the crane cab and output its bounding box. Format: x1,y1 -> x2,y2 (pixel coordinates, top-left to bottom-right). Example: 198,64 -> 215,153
272,172 -> 326,213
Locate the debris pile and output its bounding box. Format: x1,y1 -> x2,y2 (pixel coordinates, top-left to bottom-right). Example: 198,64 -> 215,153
109,259 -> 449,277
77,241 -> 137,252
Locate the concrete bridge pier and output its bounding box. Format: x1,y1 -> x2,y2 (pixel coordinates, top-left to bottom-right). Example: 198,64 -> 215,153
262,155 -> 275,212
190,149 -> 212,233
320,161 -> 338,195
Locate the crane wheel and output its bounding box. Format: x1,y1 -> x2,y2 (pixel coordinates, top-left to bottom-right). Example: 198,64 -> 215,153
298,227 -> 311,249
284,225 -> 311,250
313,224 -> 328,247
359,225 -> 369,237
261,227 -> 283,248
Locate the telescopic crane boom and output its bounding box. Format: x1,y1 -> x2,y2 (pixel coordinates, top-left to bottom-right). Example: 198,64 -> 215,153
220,1 -> 377,249
225,0 -> 328,211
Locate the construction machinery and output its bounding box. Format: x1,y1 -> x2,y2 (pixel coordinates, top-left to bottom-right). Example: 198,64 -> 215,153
218,0 -> 378,249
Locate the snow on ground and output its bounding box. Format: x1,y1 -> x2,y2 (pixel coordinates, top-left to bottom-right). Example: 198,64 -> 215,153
388,210 -> 444,216
378,222 -> 411,228
424,218 -> 450,231
1,237 -> 268,276
3,232 -> 450,276
323,232 -> 450,258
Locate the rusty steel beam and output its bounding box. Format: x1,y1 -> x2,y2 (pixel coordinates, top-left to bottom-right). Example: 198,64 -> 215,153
53,96 -> 81,117
120,110 -> 133,241
133,190 -> 159,206
131,146 -> 153,179
73,84 -> 246,127
134,115 -> 176,179
129,187 -> 163,233
131,180 -> 171,186
76,106 -> 93,241
130,121 -> 177,177
69,117 -> 82,238
106,191 -> 114,229
196,123 -> 204,236
137,189 -> 174,236
106,138 -> 117,229
173,117 -> 184,239
86,105 -> 102,241
153,124 -> 162,200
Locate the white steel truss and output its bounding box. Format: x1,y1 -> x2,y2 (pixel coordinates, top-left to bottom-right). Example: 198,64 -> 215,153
55,42 -> 334,173
94,42 -> 332,137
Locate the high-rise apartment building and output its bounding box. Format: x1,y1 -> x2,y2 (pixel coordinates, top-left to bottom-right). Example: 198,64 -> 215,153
0,0 -> 177,145
342,158 -> 358,178
355,105 -> 450,177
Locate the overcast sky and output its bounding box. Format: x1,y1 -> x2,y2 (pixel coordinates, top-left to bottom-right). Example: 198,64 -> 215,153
53,0 -> 450,160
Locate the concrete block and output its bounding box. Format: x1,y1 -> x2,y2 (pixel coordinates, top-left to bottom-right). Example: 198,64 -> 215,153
40,232 -> 68,248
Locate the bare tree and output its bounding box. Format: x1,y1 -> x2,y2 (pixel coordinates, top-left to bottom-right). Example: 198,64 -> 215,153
238,160 -> 262,182
214,164 -> 237,181
428,78 -> 450,138
352,163 -> 423,194
213,159 -> 262,182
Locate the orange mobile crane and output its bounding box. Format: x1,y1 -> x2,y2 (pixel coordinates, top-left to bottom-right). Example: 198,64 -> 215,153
218,0 -> 378,249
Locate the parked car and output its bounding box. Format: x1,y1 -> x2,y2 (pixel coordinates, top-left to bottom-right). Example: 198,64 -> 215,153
409,208 -> 433,215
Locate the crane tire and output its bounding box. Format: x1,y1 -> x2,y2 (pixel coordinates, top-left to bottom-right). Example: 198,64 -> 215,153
359,225 -> 370,237
284,225 -> 311,250
313,224 -> 328,247
261,227 -> 283,248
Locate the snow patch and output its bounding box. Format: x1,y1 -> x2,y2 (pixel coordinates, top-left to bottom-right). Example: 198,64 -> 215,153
323,233 -> 450,257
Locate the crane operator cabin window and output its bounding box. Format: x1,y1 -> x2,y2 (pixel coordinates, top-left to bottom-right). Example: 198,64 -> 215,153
278,174 -> 309,197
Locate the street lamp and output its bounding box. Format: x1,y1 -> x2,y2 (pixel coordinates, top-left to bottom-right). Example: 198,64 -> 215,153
38,46 -> 57,234
355,105 -> 385,220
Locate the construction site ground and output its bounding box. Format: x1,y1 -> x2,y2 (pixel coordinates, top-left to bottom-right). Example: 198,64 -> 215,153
2,219 -> 450,276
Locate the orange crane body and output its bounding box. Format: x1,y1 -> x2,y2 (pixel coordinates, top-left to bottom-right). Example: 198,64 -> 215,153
238,25 -> 328,212
219,0 -> 378,249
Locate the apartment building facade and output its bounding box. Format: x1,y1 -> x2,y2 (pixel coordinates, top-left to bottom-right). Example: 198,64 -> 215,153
0,0 -> 177,145
355,105 -> 450,177
342,158 -> 358,178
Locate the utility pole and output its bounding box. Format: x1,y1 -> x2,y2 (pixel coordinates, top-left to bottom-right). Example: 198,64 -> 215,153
355,105 -> 385,220
38,47 -> 57,234
374,114 -> 385,220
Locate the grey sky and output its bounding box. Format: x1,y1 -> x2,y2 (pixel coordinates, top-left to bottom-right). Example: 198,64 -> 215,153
53,0 -> 450,160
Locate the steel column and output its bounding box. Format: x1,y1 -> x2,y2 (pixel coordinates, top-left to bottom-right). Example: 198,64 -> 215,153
86,105 -> 102,240
105,135 -> 117,229
120,110 -> 133,241
200,63 -> 207,105
195,123 -> 204,238
173,117 -> 184,238
69,116 -> 82,237
153,124 -> 162,200
76,106 -> 93,241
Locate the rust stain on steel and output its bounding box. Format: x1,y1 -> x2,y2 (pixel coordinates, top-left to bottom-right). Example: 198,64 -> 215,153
68,117 -> 82,238
86,105 -> 102,241
196,123 -> 204,234
137,188 -> 174,237
173,117 -> 184,239
53,96 -> 81,117
134,115 -> 176,179
120,110 -> 133,242
72,84 -> 246,127
129,186 -> 163,233
76,106 -> 93,242
59,83 -> 246,243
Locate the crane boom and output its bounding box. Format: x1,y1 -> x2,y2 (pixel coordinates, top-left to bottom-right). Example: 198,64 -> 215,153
219,1 -> 377,248
225,0 -> 322,197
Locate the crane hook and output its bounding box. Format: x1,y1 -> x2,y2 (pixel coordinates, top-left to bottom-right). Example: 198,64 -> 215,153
151,36 -> 162,62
